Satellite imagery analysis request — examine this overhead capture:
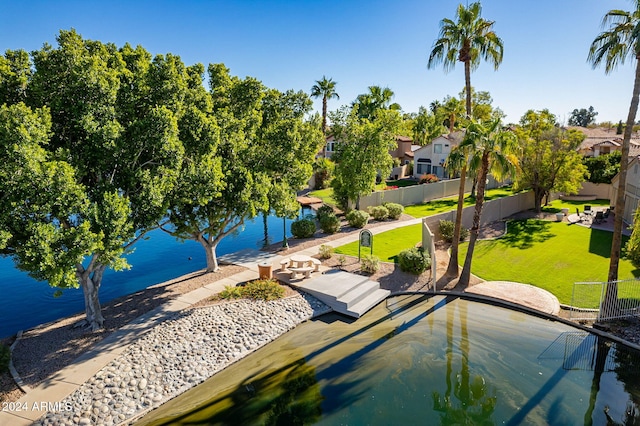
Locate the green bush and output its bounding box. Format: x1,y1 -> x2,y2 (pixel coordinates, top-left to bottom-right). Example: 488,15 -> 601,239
369,205 -> 389,221
361,254 -> 380,274
220,285 -> 244,300
438,220 -> 469,243
0,344 -> 10,373
398,247 -> 431,274
291,216 -> 316,238
346,210 -> 369,228
242,279 -> 285,301
315,205 -> 335,221
383,202 -> 404,220
319,244 -> 334,259
319,213 -> 341,234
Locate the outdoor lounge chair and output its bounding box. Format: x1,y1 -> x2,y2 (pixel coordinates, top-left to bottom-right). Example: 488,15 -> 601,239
594,211 -> 604,224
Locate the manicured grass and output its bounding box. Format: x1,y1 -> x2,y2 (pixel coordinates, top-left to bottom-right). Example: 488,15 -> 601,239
458,219 -> 638,307
541,198 -> 611,215
403,186 -> 518,218
308,188 -> 338,207
334,223 -> 422,262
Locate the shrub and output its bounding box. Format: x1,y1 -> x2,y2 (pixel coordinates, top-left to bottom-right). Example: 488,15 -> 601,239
319,244 -> 334,259
0,344 -> 10,373
383,202 -> 404,220
242,279 -> 285,301
315,205 -> 335,221
438,220 -> 469,243
319,213 -> 341,234
291,216 -> 316,238
337,254 -> 347,268
361,254 -> 380,274
219,285 -> 243,300
346,210 -> 369,228
398,248 -> 431,275
313,157 -> 334,189
369,205 -> 389,221
419,173 -> 439,184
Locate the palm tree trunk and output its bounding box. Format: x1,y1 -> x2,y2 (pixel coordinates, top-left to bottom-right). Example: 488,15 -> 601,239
321,96 -> 328,158
446,164 -> 467,277
459,153 -> 489,286
603,57 -> 640,318
464,60 -> 472,117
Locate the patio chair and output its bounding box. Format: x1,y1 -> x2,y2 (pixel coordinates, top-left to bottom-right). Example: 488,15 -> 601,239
584,205 -> 592,214
603,208 -> 610,220
594,211 -> 604,224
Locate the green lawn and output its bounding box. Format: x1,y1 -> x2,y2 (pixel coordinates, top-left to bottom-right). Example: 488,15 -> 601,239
308,188 -> 338,207
333,223 -> 422,262
541,198 -> 611,214
403,186 -> 518,218
458,219 -> 638,307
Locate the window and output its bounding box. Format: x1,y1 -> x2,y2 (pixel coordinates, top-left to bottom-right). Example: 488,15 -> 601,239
327,141 -> 335,152
434,144 -> 442,154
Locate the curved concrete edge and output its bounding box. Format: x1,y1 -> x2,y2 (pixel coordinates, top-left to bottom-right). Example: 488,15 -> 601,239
8,330 -> 31,394
391,290 -> 640,353
465,280 -> 561,316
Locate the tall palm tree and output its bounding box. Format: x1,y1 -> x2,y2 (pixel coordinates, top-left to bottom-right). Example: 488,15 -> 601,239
588,4 -> 640,318
428,1 -> 504,278
458,119 -> 518,287
311,76 -> 339,157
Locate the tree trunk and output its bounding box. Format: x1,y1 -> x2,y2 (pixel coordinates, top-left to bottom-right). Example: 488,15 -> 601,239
446,164 -> 467,277
262,210 -> 269,248
534,187 -> 544,213
321,97 -> 327,158
200,238 -> 220,272
459,154 -> 489,287
470,177 -> 477,198
603,57 -> 640,318
464,59 -> 472,118
77,264 -> 106,331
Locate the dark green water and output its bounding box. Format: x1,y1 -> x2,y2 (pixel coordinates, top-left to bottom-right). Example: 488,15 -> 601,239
136,295 -> 640,425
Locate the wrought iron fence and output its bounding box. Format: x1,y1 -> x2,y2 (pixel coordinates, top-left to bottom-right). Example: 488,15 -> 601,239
570,279 -> 640,322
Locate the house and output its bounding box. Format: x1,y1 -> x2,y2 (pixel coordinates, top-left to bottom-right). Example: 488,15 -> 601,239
412,132 -> 464,179
611,155 -> 640,224
320,135 -> 420,164
570,126 -> 640,158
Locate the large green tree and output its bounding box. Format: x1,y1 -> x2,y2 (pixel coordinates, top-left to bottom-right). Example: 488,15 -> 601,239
163,64 -> 267,272
428,1 -> 504,277
330,107 -> 401,210
163,65 -> 320,271
412,106 -> 446,146
256,89 -> 323,247
458,119 -> 517,287
514,109 -> 587,212
0,31 -> 186,330
568,106 -> 598,127
588,3 -> 640,299
310,76 -> 339,157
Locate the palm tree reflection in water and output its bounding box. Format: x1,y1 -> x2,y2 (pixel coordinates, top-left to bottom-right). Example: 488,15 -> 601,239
432,299 -> 497,425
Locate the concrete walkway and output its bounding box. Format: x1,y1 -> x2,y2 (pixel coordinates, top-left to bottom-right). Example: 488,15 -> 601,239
0,215 -> 563,425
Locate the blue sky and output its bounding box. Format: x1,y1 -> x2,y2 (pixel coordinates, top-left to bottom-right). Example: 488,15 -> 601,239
0,0 -> 635,124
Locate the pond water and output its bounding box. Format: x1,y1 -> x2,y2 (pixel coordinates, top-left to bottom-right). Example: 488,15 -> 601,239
0,211 -> 309,338
135,295 -> 640,426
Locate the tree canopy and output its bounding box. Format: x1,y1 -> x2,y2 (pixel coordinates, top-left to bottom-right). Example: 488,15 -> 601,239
0,30 -> 319,330
582,151 -> 621,184
513,109 -> 587,212
330,107 -> 401,210
568,106 -> 598,127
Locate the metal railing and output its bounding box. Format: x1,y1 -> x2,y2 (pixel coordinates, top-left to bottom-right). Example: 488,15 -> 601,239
570,278 -> 640,322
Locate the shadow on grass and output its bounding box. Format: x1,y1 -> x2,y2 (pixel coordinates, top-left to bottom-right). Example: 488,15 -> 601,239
499,220 -> 555,249
588,229 -> 640,277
